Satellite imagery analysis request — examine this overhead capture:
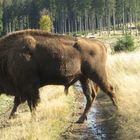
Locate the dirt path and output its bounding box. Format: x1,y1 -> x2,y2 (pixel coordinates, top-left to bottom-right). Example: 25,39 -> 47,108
62,91 -> 120,140
61,93 -> 97,140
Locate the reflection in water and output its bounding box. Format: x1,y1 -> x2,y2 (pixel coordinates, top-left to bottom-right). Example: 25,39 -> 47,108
87,95 -> 119,140
88,102 -> 106,140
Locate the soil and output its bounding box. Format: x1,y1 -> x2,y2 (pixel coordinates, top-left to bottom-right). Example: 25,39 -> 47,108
61,92 -> 97,140
61,90 -> 120,140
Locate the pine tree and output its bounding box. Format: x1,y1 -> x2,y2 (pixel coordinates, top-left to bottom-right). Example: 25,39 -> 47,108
39,15 -> 51,32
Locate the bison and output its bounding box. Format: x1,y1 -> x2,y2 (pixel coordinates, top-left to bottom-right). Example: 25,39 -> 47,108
0,29 -> 117,123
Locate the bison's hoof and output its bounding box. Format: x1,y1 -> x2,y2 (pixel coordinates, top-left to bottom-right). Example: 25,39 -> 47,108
76,120 -> 84,124
9,114 -> 17,119
76,116 -> 87,123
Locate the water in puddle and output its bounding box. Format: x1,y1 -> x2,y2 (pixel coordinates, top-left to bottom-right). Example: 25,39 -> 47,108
68,83 -> 140,140
87,100 -> 119,140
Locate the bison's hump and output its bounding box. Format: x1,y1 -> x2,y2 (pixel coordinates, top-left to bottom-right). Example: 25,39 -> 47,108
21,35 -> 36,51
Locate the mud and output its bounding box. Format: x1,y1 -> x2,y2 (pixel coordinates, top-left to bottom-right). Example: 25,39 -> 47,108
62,88 -> 121,140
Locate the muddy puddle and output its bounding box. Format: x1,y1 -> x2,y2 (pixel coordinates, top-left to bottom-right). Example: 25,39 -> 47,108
63,83 -> 140,140
64,90 -> 140,140
87,99 -> 119,140
63,93 -> 121,140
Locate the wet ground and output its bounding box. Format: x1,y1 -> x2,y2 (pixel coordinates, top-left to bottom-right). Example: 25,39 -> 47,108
87,100 -> 119,140
62,88 -> 121,140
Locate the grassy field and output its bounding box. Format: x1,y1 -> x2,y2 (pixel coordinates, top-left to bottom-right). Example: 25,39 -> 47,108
107,50 -> 140,139
0,86 -> 75,140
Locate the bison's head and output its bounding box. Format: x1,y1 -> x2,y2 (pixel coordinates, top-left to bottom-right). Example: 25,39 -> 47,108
73,38 -> 107,81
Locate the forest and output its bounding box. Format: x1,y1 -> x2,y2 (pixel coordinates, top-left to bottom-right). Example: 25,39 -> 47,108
0,0 -> 140,35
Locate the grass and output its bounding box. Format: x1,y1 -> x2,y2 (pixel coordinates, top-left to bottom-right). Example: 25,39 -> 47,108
0,86 -> 75,140
107,50 -> 140,140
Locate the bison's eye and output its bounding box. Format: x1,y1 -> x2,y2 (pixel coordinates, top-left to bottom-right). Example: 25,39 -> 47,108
89,50 -> 94,56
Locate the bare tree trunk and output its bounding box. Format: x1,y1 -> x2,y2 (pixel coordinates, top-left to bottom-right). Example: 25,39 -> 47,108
84,10 -> 87,32
122,5 -> 125,34
135,0 -> 138,36
11,20 -> 13,31
99,17 -> 103,35
113,8 -> 116,35
68,17 -> 70,34
75,18 -> 77,33
135,12 -> 138,36
91,14 -> 95,33
7,22 -> 10,33
64,18 -> 66,33
129,13 -> 132,35
79,16 -> 82,32
107,11 -> 111,36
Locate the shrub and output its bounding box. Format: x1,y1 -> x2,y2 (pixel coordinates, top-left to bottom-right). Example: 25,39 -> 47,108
114,35 -> 135,52
39,15 -> 51,32
136,21 -> 140,31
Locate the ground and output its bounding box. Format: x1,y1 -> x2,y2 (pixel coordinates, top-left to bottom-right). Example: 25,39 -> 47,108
62,89 -> 119,140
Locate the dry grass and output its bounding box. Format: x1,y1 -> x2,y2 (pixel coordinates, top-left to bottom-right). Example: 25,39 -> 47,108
107,50 -> 140,139
0,86 -> 75,140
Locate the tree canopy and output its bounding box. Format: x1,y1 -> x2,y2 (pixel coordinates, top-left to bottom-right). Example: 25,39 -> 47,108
0,0 -> 140,35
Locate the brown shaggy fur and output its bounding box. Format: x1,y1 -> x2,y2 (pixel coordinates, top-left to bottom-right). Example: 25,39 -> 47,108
0,29 -> 117,123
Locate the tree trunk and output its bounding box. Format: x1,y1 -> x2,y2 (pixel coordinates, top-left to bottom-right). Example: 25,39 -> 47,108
122,5 -> 125,34
113,8 -> 116,35
79,16 -> 82,32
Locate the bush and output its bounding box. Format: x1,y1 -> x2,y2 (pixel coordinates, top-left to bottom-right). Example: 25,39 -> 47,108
39,15 -> 51,32
114,35 -> 135,52
136,21 -> 140,31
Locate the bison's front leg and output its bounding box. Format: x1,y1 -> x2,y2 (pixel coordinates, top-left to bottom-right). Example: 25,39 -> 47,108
9,96 -> 26,119
9,97 -> 21,119
76,78 -> 97,123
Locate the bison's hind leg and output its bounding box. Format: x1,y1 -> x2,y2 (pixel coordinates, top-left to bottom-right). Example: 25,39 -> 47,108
98,79 -> 118,108
76,78 -> 98,123
91,70 -> 118,108
105,84 -> 118,108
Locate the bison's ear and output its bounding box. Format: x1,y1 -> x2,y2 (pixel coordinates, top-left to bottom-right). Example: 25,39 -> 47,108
73,42 -> 81,52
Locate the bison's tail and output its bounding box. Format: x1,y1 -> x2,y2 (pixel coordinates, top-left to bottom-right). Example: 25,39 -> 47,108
64,86 -> 69,96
